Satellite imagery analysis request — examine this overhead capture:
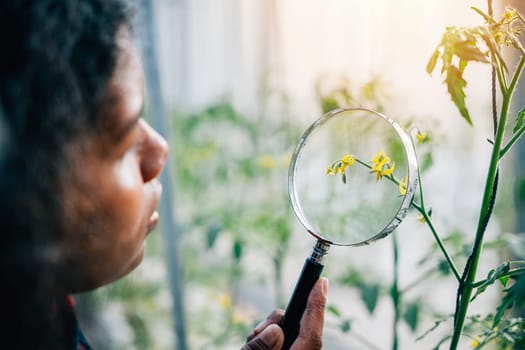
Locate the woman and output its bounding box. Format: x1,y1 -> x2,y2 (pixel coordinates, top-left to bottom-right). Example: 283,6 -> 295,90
0,1 -> 327,349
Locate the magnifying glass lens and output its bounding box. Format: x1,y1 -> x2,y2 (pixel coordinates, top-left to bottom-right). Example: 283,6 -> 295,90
291,109 -> 410,245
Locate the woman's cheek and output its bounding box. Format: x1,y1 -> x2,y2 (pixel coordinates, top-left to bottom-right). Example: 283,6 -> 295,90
109,154 -> 146,232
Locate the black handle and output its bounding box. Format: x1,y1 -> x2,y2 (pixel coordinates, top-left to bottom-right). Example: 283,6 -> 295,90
280,257 -> 324,350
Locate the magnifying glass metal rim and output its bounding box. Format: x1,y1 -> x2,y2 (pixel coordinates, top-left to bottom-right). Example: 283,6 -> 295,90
288,107 -> 419,247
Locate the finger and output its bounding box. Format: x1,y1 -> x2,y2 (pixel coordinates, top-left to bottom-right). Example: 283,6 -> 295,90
290,277 -> 328,350
241,324 -> 284,350
246,309 -> 284,342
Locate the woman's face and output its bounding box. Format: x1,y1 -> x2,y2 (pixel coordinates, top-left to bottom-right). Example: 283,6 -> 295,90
57,32 -> 168,293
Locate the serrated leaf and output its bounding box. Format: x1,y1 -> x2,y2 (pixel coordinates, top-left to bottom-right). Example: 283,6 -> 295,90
514,107 -> 525,133
427,49 -> 440,74
441,50 -> 453,75
446,65 -> 472,125
454,41 -> 489,63
493,286 -> 515,328
471,262 -> 511,301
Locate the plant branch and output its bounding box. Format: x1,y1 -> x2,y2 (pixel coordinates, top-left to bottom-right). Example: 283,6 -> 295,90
412,202 -> 461,282
471,266 -> 525,288
506,53 -> 525,101
500,123 -> 525,159
449,87 -> 509,350
497,54 -> 525,161
391,233 -> 400,350
494,55 -> 508,94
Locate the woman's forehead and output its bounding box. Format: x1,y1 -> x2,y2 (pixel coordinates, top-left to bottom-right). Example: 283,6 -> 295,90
100,34 -> 144,141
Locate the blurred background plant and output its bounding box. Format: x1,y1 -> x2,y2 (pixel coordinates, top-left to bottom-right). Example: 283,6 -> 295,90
75,0 -> 525,349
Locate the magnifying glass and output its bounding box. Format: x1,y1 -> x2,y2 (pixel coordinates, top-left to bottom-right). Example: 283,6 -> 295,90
280,107 -> 418,349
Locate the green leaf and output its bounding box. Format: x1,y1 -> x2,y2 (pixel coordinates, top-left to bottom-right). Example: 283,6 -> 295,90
513,106 -> 525,133
233,239 -> 243,261
446,65 -> 472,125
454,41 -> 489,64
471,262 -> 510,301
498,275 -> 509,287
340,319 -> 351,333
327,304 -> 342,317
493,285 -> 515,328
320,96 -> 340,114
206,224 -> 222,249
339,269 -> 365,286
359,283 -> 380,314
427,49 -> 440,74
438,259 -> 451,275
403,301 -> 420,332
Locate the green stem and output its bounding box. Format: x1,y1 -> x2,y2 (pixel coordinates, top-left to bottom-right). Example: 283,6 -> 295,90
391,233 -> 400,350
450,44 -> 525,350
354,156 -> 461,281
412,163 -> 461,282
449,89 -> 510,350
507,55 -> 525,99
412,203 -> 461,282
500,123 -> 525,159
495,58 -> 508,95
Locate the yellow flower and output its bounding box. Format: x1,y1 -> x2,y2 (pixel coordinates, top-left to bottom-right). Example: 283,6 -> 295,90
504,8 -> 517,21
398,177 -> 408,196
470,338 -> 480,348
258,154 -> 277,169
341,154 -> 355,166
370,150 -> 395,181
218,293 -> 232,309
416,130 -> 429,144
382,161 -> 395,176
326,154 -> 356,184
371,150 -> 388,165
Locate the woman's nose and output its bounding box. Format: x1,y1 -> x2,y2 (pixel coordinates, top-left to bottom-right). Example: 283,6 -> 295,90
139,119 -> 169,183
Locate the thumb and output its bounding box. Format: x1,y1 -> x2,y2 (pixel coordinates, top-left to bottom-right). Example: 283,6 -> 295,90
241,324 -> 284,350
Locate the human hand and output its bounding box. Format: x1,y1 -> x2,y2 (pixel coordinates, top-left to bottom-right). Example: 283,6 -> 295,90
241,277 -> 328,350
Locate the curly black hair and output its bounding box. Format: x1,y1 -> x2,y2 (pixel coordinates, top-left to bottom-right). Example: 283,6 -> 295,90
0,0 -> 131,348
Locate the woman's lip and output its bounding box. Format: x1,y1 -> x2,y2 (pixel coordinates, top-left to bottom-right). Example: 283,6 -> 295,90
146,210 -> 159,234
